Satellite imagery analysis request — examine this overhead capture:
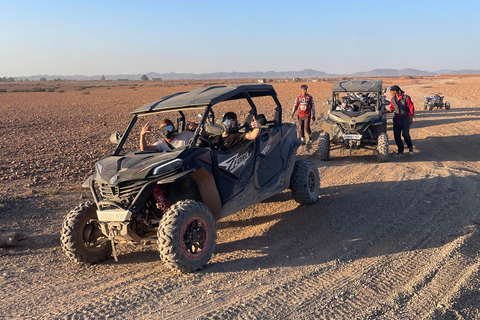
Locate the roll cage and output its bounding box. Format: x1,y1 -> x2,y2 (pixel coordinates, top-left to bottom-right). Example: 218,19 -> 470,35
112,84 -> 283,156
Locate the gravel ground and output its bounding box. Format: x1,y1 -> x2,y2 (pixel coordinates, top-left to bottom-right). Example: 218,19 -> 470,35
1,76 -> 480,319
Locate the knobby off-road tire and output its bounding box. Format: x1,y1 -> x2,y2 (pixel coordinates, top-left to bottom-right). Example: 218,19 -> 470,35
318,132 -> 330,161
422,102 -> 428,110
445,101 -> 451,110
429,103 -> 435,111
158,200 -> 216,273
290,159 -> 320,205
377,132 -> 389,162
60,202 -> 112,264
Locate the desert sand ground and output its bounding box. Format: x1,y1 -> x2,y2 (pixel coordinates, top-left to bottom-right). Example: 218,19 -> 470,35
1,75 -> 480,319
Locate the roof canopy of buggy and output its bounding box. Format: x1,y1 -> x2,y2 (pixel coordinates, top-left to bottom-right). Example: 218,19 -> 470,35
132,84 -> 278,115
332,80 -> 383,93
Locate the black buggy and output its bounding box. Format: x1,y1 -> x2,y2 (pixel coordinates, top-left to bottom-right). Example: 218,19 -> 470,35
319,80 -> 390,162
60,84 -> 320,273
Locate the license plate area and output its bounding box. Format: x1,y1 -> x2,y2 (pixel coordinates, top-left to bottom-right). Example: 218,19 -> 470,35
343,134 -> 362,140
97,209 -> 132,222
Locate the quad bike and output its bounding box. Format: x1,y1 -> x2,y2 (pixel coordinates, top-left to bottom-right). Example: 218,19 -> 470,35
60,84 -> 321,273
422,94 -> 451,110
319,80 -> 390,162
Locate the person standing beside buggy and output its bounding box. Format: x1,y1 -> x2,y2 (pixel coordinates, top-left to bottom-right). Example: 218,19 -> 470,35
291,84 -> 316,144
384,85 -> 415,156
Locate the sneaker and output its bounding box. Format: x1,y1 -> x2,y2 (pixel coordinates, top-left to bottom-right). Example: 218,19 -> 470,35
300,137 -> 305,145
395,152 -> 404,158
408,148 -> 414,155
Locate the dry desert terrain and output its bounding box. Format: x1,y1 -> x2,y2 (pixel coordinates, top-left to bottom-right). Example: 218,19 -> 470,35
1,75 -> 480,319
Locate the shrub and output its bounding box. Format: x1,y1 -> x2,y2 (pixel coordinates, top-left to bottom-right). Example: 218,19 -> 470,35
30,87 -> 47,92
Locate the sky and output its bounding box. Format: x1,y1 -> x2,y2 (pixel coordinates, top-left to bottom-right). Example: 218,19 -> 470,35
1,0 -> 479,77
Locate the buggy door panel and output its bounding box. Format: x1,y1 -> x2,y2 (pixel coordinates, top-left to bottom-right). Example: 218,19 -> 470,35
213,140 -> 255,202
255,128 -> 282,188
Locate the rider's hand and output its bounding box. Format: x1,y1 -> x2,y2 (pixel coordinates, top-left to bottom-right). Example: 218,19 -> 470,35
187,121 -> 198,131
251,116 -> 259,129
141,123 -> 151,136
290,114 -> 294,119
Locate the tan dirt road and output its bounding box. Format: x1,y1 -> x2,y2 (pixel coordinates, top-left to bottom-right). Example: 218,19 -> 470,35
1,77 -> 479,319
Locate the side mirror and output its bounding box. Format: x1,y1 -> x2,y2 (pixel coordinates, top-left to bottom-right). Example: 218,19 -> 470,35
110,131 -> 122,144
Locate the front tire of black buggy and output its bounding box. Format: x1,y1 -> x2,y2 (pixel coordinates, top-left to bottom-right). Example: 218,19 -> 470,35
158,200 -> 216,273
60,202 -> 112,264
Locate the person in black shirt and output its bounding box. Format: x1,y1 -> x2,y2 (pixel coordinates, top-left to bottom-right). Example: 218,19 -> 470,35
209,112 -> 260,151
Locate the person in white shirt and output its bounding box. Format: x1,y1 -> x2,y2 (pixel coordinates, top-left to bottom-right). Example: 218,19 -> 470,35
140,119 -> 196,152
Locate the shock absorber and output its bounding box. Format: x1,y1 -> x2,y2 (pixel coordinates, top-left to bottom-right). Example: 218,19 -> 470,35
153,185 -> 170,213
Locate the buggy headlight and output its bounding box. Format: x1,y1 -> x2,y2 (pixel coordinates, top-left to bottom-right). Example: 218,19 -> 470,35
95,162 -> 104,175
152,159 -> 182,176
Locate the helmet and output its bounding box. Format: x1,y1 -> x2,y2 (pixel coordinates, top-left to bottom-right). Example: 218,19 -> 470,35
222,112 -> 238,134
159,124 -> 174,139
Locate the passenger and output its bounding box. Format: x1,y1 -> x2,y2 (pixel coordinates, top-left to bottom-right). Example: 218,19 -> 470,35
140,119 -> 196,151
365,96 -> 376,108
209,112 -> 260,151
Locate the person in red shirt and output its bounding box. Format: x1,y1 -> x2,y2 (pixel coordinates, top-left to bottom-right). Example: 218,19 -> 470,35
291,84 -> 316,144
384,85 -> 415,156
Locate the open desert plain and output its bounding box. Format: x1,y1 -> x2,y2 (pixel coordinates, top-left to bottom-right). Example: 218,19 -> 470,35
1,75 -> 480,319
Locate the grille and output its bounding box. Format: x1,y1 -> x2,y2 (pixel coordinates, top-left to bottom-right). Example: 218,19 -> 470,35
99,180 -> 147,202
339,122 -> 364,132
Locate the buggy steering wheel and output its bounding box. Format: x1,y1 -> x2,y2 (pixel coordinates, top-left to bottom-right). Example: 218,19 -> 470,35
196,135 -> 213,148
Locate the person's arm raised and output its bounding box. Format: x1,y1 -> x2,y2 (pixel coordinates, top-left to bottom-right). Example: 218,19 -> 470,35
245,116 -> 261,140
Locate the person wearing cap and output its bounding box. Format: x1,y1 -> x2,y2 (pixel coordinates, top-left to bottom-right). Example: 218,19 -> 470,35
291,84 -> 316,144
384,85 -> 415,156
140,119 -> 196,151
209,112 -> 261,151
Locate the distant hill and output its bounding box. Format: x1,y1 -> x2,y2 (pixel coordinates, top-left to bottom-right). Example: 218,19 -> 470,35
351,68 -> 435,77
17,68 -> 480,81
144,69 -> 332,80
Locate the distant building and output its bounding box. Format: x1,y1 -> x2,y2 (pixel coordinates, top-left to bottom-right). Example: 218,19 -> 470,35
257,79 -> 266,83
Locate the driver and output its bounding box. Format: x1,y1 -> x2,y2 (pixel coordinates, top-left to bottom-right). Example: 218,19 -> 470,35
140,119 -> 196,151
336,97 -> 353,111
208,112 -> 260,151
